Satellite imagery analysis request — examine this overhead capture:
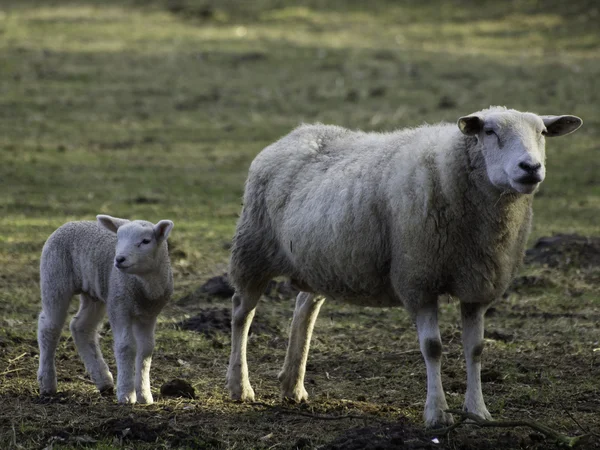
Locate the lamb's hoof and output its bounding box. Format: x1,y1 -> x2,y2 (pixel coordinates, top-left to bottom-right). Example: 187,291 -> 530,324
39,389 -> 58,397
38,376 -> 58,396
137,395 -> 154,405
117,393 -> 137,404
425,409 -> 454,429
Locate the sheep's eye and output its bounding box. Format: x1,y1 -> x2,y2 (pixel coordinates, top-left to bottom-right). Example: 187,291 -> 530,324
484,129 -> 496,136
541,129 -> 548,136
141,239 -> 151,245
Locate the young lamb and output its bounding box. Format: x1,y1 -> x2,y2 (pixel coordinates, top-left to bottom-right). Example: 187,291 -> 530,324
226,106 -> 583,427
37,215 -> 174,404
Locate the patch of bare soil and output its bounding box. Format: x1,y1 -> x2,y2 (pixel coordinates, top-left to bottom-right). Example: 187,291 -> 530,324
321,418 -> 437,450
44,417 -> 222,449
525,234 -> 600,269
177,307 -> 281,336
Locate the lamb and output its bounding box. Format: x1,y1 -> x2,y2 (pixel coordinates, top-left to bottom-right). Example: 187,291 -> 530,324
37,215 -> 174,404
226,107 -> 583,427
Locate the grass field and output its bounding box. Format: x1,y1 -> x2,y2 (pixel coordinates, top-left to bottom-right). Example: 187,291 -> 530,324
0,0 -> 598,448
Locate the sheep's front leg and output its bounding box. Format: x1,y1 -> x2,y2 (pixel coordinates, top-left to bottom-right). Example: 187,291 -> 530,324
461,302 -> 492,420
416,299 -> 453,428
279,292 -> 325,402
109,308 -> 137,404
226,292 -> 260,401
133,316 -> 157,404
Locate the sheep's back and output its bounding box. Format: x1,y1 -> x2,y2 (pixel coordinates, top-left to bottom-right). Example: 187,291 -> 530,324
41,221 -> 116,301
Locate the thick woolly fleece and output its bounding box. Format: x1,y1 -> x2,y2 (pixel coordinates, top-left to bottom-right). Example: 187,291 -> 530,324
226,107 -> 582,427
37,217 -> 173,404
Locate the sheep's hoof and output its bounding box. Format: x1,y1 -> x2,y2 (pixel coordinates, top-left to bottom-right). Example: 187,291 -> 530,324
424,409 -> 454,429
281,387 -> 309,403
463,404 -> 492,421
228,384 -> 255,402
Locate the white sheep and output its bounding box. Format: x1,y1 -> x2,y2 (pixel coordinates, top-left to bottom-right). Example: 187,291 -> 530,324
226,107 -> 583,427
37,215 -> 174,404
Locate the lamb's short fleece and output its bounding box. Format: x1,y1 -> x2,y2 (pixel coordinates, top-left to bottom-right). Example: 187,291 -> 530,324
37,215 -> 174,404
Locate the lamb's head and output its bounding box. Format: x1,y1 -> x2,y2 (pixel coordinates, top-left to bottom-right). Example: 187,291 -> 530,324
97,215 -> 174,275
458,107 -> 582,194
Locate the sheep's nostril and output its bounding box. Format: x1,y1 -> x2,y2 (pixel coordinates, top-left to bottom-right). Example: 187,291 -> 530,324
115,256 -> 126,264
518,161 -> 541,174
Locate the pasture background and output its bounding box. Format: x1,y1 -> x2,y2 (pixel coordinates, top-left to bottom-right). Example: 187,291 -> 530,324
0,0 -> 598,448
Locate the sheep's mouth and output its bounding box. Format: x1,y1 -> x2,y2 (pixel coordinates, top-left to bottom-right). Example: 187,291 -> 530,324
115,263 -> 134,270
509,178 -> 541,194
515,174 -> 543,185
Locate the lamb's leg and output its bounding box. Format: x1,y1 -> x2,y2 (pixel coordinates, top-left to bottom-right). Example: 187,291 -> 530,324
461,302 -> 492,420
70,294 -> 114,394
132,316 -> 157,404
37,286 -> 72,395
415,299 -> 453,428
278,292 -> 324,402
226,292 -> 260,401
109,307 -> 136,404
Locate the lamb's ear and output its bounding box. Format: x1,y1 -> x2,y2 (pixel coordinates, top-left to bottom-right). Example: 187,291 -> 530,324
458,115 -> 484,136
154,220 -> 174,242
541,115 -> 583,137
97,215 -> 129,234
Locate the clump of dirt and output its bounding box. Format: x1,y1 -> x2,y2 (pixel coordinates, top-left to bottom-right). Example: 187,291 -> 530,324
199,274 -> 236,298
177,307 -> 281,336
99,418 -> 161,443
322,418 -> 437,450
177,274 -> 299,304
263,279 -> 299,300
506,274 -> 555,294
525,234 -> 600,269
160,378 -> 196,399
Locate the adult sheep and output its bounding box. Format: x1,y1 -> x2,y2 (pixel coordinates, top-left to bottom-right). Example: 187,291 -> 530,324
226,106 -> 582,427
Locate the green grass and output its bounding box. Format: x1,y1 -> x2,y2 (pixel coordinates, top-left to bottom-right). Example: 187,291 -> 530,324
0,1 -> 599,449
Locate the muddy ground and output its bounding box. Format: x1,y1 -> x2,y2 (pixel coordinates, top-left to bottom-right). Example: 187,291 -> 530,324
1,235 -> 599,449
0,1 -> 598,447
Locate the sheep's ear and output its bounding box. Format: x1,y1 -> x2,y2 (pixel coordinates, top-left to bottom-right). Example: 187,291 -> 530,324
458,115 -> 484,136
97,215 -> 129,234
541,115 -> 583,137
154,220 -> 174,242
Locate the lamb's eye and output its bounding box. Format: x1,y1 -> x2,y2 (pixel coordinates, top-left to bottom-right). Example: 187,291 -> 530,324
541,129 -> 548,136
141,239 -> 151,245
485,129 -> 496,136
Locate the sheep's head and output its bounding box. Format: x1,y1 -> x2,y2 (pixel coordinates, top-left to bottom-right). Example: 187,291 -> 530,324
96,215 -> 174,274
458,107 -> 582,194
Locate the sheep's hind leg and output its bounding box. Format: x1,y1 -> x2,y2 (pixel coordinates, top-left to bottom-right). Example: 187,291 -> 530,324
226,292 -> 261,401
37,286 -> 72,395
279,292 -> 325,402
415,297 -> 453,428
132,316 -> 157,404
461,302 -> 492,420
70,294 -> 114,394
